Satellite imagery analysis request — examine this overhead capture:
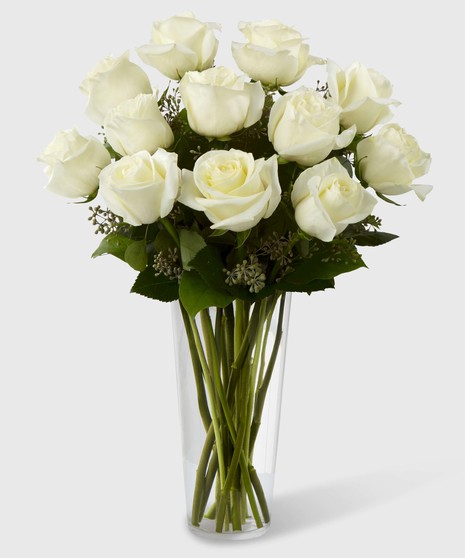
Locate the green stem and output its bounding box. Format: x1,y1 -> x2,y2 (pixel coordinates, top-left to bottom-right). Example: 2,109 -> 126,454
215,418 -> 247,530
200,311 -> 236,440
224,304 -> 235,381
233,299 -> 245,358
231,488 -> 242,531
216,352 -> 250,531
257,295 -> 278,389
198,310 -> 265,531
204,501 -> 216,520
199,448 -> 218,520
244,300 -> 267,458
188,315 -> 226,489
249,293 -> 287,457
179,304 -> 211,431
226,301 -> 262,404
249,466 -> 270,524
215,307 -> 223,355
160,217 -> 180,250
185,295 -> 286,533
191,425 -> 215,526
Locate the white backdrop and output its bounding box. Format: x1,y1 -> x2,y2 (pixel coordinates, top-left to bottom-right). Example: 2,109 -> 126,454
1,1 -> 464,556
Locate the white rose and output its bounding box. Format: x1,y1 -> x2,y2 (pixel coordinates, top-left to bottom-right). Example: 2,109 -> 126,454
38,128 -> 111,199
137,12 -> 220,80
99,149 -> 181,226
291,157 -> 377,242
103,93 -> 174,156
179,150 -> 281,232
357,124 -> 432,200
179,67 -> 265,138
80,52 -> 152,124
327,60 -> 400,134
232,19 -> 324,86
268,87 -> 356,167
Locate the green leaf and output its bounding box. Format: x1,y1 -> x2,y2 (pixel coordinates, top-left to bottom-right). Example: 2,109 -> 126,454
209,229 -> 228,238
124,240 -> 147,271
179,271 -> 234,317
155,228 -> 176,252
282,254 -> 366,285
189,246 -> 229,292
104,141 -> 122,160
259,201 -> 297,240
278,278 -> 335,294
336,155 -> 353,177
72,189 -> 98,204
347,133 -> 369,153
157,82 -> 171,108
92,233 -> 132,261
236,229 -> 251,248
179,229 -> 206,270
375,192 -> 404,206
131,268 -> 179,302
352,231 -> 399,247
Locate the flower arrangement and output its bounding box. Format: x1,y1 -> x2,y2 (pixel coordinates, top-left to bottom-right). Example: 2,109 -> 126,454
39,13 -> 432,537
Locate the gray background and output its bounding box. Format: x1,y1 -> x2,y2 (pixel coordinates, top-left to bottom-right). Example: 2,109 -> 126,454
1,1 -> 463,556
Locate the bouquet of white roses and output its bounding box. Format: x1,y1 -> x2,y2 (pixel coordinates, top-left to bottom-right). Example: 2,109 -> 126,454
39,13 -> 432,537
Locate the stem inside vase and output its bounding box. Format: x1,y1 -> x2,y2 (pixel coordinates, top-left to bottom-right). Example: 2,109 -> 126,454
174,292 -> 290,536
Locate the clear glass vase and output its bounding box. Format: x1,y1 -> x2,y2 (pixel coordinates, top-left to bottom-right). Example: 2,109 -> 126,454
171,292 -> 291,540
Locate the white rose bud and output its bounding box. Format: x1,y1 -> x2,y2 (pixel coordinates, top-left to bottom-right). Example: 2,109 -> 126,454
103,93 -> 174,156
179,149 -> 281,232
232,19 -> 324,86
327,60 -> 400,134
137,12 -> 220,80
292,157 -> 377,242
179,67 -> 265,138
357,124 -> 432,200
38,128 -> 111,199
80,52 -> 152,124
99,149 -> 181,226
268,87 -> 356,167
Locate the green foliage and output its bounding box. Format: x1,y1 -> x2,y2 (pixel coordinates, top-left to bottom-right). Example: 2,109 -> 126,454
84,78 -> 410,307
104,140 -> 122,161
131,267 -> 179,302
179,271 -> 234,317
343,216 -> 399,246
73,189 -> 98,204
351,231 -> 399,246
278,277 -> 335,294
92,233 -> 147,271
179,230 -> 206,270
236,229 -> 252,248
92,233 -> 133,262
124,240 -> 147,271
281,253 -> 365,284
154,227 -> 177,252
190,246 -> 231,293
375,192 -> 404,207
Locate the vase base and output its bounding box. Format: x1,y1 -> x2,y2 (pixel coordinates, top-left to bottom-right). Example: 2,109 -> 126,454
187,518 -> 271,541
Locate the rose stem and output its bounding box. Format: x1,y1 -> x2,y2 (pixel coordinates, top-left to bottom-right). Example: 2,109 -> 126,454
191,425 -> 215,526
159,217 -> 180,250
199,310 -> 264,531
179,304 -> 211,430
188,315 -> 227,495
249,293 -> 286,458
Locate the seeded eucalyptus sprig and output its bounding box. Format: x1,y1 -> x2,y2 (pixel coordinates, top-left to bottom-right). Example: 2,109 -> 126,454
88,205 -> 124,235
153,248 -> 182,280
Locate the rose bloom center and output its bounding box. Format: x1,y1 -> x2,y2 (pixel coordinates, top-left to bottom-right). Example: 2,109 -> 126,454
293,93 -> 338,127
116,157 -> 152,184
203,160 -> 248,193
319,174 -> 361,221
